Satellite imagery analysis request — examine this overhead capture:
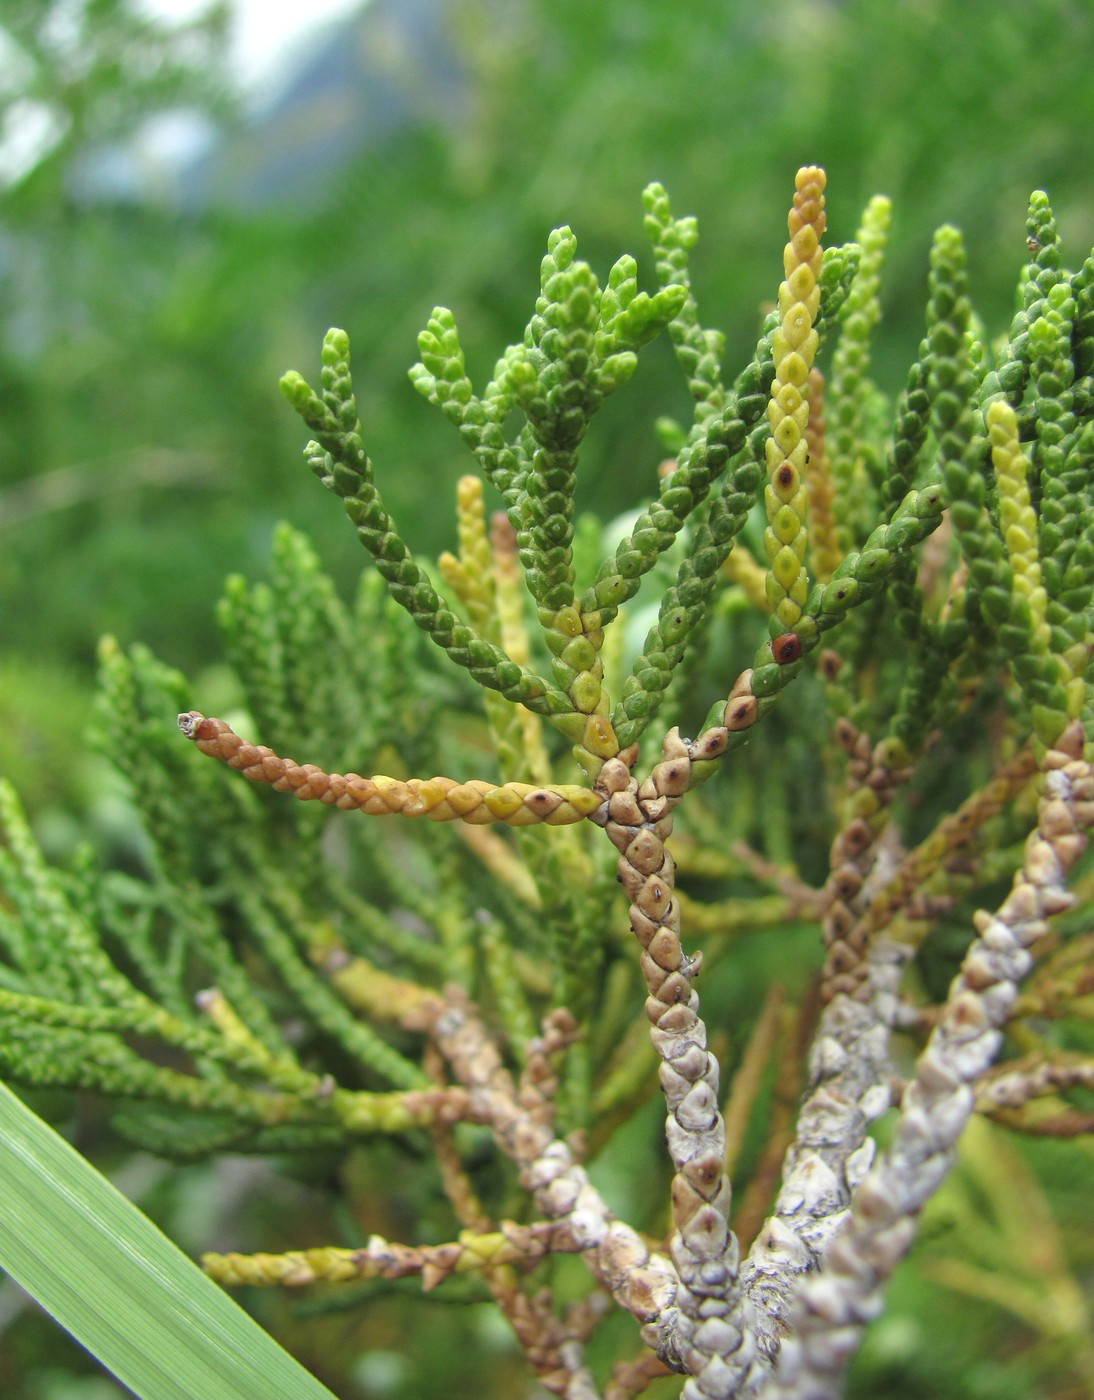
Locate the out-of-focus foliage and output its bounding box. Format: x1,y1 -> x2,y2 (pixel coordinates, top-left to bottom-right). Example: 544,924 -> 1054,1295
0,0 -> 230,201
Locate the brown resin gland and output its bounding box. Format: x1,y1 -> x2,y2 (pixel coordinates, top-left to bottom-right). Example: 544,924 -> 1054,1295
772,633 -> 803,665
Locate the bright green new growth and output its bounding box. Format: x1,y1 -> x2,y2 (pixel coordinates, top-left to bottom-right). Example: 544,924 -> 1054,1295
2,173 -> 1093,1399
282,193 -> 866,776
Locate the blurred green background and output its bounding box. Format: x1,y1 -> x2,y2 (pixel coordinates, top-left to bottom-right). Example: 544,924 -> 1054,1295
1,0 -> 1092,1395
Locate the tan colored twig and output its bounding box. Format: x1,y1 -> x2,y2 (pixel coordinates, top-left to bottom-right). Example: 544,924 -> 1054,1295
723,984 -> 785,1176
423,1041 -> 493,1233
675,890 -> 800,938
420,986 -> 678,1339
859,744 -> 1037,945
604,1348 -> 675,1400
518,1008 -> 581,1132
178,712 -> 601,826
982,1098 -> 1094,1137
734,721 -> 914,1361
457,823 -> 543,905
203,1218 -> 577,1290
732,989 -> 818,1255
729,841 -> 826,917
1011,928 -> 1094,1020
977,1050 -> 1094,1133
819,721 -> 913,1002
422,1043 -> 596,1397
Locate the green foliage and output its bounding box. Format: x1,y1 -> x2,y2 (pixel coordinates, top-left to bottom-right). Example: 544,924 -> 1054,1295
2,2 -> 1094,1394
3,0 -> 1092,696
2,165 -> 1093,1397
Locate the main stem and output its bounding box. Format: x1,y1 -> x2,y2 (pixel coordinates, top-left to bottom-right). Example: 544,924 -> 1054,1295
597,730 -> 753,1387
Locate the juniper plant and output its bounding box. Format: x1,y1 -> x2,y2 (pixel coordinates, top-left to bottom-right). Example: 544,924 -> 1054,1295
2,167 -> 1092,1398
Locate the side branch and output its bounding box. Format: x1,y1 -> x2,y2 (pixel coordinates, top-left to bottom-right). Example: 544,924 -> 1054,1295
420,991 -> 679,1332
204,1219 -> 581,1290
178,713 -> 601,826
764,723 -> 1094,1399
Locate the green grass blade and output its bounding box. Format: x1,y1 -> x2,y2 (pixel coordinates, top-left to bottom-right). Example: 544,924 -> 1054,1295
0,1079 -> 336,1400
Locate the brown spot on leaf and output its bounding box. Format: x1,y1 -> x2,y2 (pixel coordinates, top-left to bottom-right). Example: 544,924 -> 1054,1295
772,633 -> 802,664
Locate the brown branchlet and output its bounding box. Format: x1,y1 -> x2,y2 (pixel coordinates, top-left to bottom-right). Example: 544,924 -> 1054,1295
819,726 -> 913,1002
598,727 -> 749,1381
178,711 -> 601,826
